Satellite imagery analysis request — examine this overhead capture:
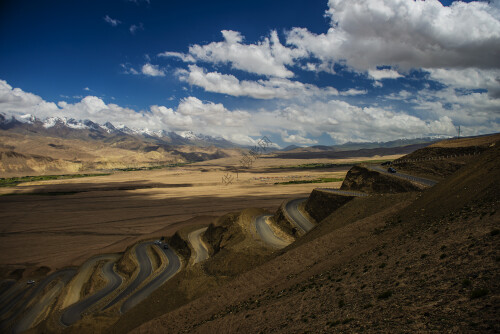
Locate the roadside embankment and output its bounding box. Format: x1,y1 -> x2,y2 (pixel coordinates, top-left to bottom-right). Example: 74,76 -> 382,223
391,143 -> 493,179
116,245 -> 138,279
167,232 -> 191,263
304,189 -> 357,222
201,213 -> 236,257
272,202 -> 301,238
80,260 -> 107,300
201,212 -> 273,278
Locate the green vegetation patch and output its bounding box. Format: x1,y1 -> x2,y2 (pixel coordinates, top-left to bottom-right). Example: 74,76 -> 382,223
274,160 -> 392,170
274,177 -> 344,185
113,162 -> 191,172
274,163 -> 346,169
0,173 -> 111,187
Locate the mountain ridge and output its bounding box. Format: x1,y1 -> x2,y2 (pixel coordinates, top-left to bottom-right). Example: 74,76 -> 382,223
0,113 -> 238,149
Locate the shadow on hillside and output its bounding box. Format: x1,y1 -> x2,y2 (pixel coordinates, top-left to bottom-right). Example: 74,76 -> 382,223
1,180 -> 193,196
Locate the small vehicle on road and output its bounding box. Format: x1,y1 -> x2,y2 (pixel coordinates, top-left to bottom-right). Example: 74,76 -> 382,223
163,244 -> 168,249
387,167 -> 397,173
154,240 -> 161,245
27,280 -> 35,285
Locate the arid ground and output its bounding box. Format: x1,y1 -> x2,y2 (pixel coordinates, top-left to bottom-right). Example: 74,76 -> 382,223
1,134 -> 498,334
0,154 -> 397,279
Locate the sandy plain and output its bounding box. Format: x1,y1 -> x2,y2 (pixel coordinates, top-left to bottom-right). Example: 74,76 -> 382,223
0,154 -> 400,279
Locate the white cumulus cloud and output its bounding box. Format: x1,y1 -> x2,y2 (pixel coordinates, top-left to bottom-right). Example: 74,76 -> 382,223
158,51 -> 195,63
177,65 -> 338,100
280,130 -> 318,145
274,100 -> 458,143
0,80 -> 59,118
368,69 -> 403,81
426,68 -> 500,98
286,0 -> 500,72
141,63 -> 165,77
1,78 -> 499,146
339,88 -> 368,96
162,30 -> 306,78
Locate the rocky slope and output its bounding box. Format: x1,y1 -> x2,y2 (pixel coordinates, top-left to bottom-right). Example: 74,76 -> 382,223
304,189 -> 357,222
340,165 -> 424,193
126,136 -> 499,333
391,133 -> 500,179
14,134 -> 499,334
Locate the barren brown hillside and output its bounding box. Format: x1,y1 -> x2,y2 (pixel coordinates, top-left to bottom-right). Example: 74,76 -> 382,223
0,130 -> 238,177
121,137 -> 499,333
4,134 -> 498,334
392,133 -> 500,180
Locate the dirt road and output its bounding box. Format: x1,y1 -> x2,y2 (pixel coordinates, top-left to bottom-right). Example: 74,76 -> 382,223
254,215 -> 290,248
188,228 -> 209,264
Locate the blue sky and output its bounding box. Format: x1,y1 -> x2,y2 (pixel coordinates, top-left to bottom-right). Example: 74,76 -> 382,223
0,0 -> 499,147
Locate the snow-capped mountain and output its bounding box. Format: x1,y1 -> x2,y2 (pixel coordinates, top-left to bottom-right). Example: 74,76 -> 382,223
178,130 -> 226,142
0,113 -> 239,148
101,121 -> 116,133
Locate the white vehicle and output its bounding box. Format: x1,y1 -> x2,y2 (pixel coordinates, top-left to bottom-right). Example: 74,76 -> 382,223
27,280 -> 35,285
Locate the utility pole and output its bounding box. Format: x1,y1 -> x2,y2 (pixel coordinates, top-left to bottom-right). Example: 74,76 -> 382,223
457,125 -> 461,138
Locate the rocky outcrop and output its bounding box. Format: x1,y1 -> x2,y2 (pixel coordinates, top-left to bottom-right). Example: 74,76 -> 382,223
272,203 -> 301,238
304,189 -> 356,223
168,231 -> 191,262
341,165 -> 422,193
201,213 -> 236,256
116,245 -> 138,279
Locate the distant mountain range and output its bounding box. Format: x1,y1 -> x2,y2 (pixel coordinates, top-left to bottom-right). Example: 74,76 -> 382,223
1,113 -> 446,154
0,113 -> 238,149
281,137 -> 443,153
274,137 -> 446,160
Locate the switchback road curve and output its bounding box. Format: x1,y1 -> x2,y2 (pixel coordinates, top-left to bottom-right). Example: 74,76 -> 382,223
4,269 -> 76,334
61,258 -> 122,326
102,242 -> 153,311
0,284 -> 30,319
367,166 -> 437,187
254,215 -> 289,248
314,188 -> 369,197
188,228 -> 209,264
120,245 -> 181,313
284,198 -> 315,233
0,280 -> 16,302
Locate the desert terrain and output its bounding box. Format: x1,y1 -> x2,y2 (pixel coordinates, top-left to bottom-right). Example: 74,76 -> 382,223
0,124 -> 406,277
1,0 -> 498,332
0,133 -> 498,334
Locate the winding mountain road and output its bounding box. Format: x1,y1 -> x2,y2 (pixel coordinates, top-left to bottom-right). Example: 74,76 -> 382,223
0,285 -> 30,318
61,258 -> 122,326
61,254 -> 119,310
367,165 -> 437,186
188,228 -> 209,264
3,269 -> 76,334
102,242 -> 153,311
3,238 -> 183,330
120,245 -> 181,313
254,215 -> 290,248
315,188 -> 369,197
0,280 -> 16,300
284,198 -> 315,233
